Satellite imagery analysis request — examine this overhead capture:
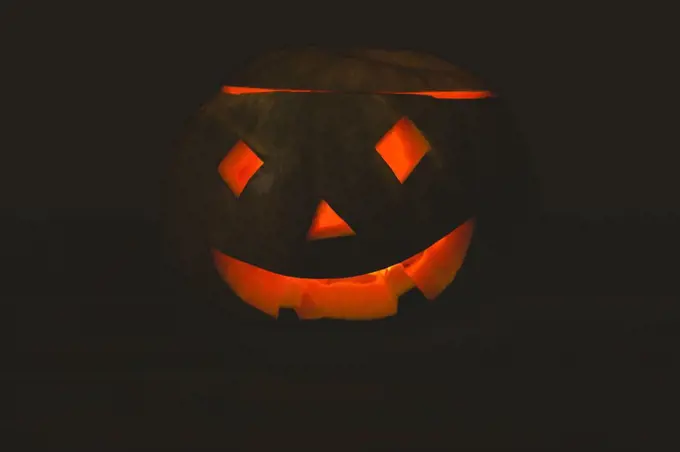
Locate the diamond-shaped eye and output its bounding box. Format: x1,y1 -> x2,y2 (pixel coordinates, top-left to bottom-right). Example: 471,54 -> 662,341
375,117 -> 431,183
218,140 -> 264,197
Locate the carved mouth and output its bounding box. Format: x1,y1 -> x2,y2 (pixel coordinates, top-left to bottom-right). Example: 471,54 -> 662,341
212,219 -> 475,320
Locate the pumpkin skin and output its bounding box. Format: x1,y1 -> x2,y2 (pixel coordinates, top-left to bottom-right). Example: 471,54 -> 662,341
166,49 -> 532,342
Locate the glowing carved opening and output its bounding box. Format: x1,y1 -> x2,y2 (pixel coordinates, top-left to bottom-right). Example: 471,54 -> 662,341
213,219 -> 475,320
375,117 -> 430,183
222,86 -> 494,99
307,200 -> 355,240
218,140 -> 263,197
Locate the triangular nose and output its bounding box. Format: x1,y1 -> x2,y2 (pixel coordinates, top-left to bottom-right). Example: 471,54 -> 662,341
307,200 -> 355,240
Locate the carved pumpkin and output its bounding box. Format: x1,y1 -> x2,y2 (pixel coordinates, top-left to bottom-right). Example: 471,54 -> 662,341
166,48 -> 530,328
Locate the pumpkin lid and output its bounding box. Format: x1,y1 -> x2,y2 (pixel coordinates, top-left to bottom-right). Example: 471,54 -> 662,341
226,48 -> 488,93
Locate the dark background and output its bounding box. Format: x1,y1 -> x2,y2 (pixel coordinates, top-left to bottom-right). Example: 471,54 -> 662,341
4,3 -> 679,449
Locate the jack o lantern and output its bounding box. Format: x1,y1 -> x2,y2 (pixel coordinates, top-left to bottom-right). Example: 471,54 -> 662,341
166,48 -> 531,327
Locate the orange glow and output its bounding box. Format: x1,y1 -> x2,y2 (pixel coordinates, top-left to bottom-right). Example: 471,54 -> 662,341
224,86 -> 320,95
218,140 -> 263,197
212,219 -> 475,320
375,117 -> 430,183
222,86 -> 493,99
307,200 -> 355,240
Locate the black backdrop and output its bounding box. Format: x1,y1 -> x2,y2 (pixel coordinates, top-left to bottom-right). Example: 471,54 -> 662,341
5,3 -> 679,449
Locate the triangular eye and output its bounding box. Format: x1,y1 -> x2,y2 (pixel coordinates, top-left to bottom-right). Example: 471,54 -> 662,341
375,117 -> 430,183
218,140 -> 263,197
307,200 -> 355,241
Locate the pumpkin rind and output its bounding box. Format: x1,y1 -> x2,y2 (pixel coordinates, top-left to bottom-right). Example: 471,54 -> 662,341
165,48 -> 536,326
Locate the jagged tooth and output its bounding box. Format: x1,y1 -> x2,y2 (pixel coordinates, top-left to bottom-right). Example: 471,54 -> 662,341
405,219 -> 475,299
384,264 -> 416,298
